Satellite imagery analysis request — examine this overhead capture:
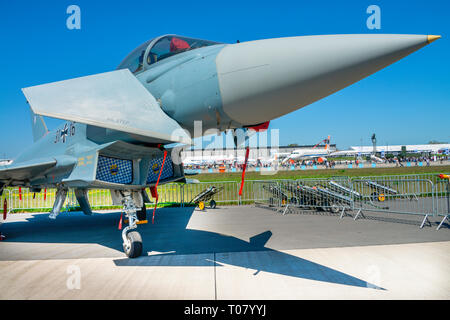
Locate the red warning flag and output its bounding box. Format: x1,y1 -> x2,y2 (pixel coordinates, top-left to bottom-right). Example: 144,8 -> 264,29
239,147 -> 250,196
3,198 -> 7,221
118,212 -> 123,230
247,121 -> 270,132
150,186 -> 158,198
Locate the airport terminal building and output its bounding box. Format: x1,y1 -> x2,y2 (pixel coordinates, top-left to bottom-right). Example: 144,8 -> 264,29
343,144 -> 450,156
182,144 -> 337,160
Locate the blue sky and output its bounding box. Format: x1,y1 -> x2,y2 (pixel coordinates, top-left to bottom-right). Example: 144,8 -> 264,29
0,0 -> 448,158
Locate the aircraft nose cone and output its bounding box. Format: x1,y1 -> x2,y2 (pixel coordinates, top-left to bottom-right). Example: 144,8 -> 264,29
427,35 -> 441,43
215,34 -> 438,126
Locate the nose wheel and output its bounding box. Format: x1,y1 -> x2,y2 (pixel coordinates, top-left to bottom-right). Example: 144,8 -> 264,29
123,230 -> 143,258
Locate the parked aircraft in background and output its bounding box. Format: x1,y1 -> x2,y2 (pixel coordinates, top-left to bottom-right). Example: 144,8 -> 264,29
183,154 -> 235,166
282,136 -> 332,164
0,160 -> 12,167
370,155 -> 385,163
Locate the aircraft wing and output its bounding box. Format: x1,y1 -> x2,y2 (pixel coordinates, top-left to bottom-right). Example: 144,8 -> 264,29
22,69 -> 191,145
0,158 -> 56,183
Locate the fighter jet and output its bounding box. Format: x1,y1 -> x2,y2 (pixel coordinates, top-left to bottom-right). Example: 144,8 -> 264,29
0,34 -> 440,258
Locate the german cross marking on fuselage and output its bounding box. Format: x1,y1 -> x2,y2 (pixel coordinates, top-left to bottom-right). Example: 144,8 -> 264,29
55,122 -> 76,144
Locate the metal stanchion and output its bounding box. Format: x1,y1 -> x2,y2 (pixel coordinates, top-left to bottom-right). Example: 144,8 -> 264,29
436,174 -> 450,231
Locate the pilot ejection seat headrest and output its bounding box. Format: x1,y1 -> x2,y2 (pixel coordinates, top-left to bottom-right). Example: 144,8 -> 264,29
170,37 -> 190,52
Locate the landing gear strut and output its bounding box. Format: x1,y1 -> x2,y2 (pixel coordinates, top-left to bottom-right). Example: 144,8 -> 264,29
121,192 -> 143,258
49,186 -> 68,219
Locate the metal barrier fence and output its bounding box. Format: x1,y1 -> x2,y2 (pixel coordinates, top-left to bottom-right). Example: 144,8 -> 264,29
1,181 -> 247,213
1,173 -> 449,230
351,174 -> 449,230
434,179 -> 450,230
252,174 -> 450,230
253,178 -> 355,216
350,177 -> 435,228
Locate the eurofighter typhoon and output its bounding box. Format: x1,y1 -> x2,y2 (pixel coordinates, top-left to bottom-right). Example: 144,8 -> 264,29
0,34 -> 440,257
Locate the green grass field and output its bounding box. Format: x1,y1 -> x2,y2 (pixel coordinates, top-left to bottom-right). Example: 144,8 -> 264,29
194,165 -> 450,182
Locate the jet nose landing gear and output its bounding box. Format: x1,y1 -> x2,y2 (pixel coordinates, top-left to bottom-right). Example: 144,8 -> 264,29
119,191 -> 144,258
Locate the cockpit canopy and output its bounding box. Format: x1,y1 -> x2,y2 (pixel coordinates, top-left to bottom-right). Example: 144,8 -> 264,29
117,35 -> 221,74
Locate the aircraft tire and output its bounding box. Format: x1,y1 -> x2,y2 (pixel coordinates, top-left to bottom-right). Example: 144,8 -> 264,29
124,231 -> 143,258
210,200 -> 216,209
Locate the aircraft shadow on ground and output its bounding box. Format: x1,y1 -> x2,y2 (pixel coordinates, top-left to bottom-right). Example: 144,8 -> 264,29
1,207 -> 384,290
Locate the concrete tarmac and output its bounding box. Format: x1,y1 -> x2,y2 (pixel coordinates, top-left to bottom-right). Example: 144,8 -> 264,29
0,205 -> 449,299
